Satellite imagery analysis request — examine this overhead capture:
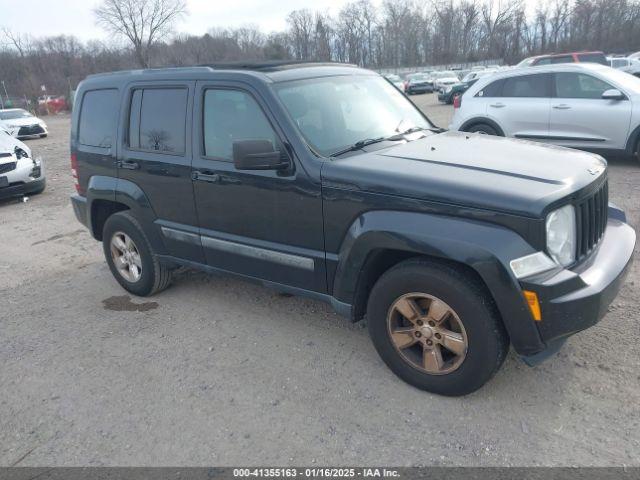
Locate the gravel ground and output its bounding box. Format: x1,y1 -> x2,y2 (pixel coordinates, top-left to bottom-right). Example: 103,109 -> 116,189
1,95 -> 639,467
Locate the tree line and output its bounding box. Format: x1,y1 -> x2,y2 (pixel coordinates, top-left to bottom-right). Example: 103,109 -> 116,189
1,0 -> 640,107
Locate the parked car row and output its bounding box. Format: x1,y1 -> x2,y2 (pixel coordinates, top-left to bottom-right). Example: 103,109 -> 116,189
384,65 -> 510,97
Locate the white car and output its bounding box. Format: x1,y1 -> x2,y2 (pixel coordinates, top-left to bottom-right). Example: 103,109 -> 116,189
0,128 -> 45,199
432,71 -> 460,91
449,63 -> 640,163
608,56 -> 640,77
0,108 -> 48,140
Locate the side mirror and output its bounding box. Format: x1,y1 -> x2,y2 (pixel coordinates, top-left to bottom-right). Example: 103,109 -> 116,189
233,139 -> 289,170
602,89 -> 625,100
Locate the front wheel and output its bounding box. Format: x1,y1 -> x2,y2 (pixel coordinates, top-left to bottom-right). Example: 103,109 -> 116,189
367,258 -> 509,396
466,123 -> 499,136
102,211 -> 172,296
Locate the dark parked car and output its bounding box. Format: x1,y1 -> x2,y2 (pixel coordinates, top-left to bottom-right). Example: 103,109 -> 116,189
438,79 -> 477,104
70,62 -> 635,396
404,73 -> 434,94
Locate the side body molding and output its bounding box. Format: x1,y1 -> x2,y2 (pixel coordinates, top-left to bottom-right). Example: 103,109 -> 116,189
331,210 -> 545,355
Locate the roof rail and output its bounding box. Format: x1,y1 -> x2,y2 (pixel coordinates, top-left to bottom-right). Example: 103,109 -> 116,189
198,60 -> 358,71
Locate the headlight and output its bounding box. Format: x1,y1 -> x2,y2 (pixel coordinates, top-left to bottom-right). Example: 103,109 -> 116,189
546,204 -> 576,266
14,147 -> 30,159
445,86 -> 453,93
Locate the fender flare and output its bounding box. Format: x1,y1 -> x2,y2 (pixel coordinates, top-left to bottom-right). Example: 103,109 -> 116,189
331,210 -> 544,355
86,175 -> 167,254
625,124 -> 640,156
459,117 -> 505,136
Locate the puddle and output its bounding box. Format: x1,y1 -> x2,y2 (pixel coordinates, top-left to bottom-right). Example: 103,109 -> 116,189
102,295 -> 158,312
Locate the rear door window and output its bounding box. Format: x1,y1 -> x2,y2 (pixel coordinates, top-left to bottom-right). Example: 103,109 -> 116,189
502,74 -> 550,97
78,89 -> 119,148
128,88 -> 188,154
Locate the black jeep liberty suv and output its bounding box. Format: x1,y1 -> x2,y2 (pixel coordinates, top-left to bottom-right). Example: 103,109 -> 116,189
70,62 -> 635,396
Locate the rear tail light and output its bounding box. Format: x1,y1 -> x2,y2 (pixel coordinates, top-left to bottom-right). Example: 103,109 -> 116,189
70,153 -> 84,194
453,94 -> 462,109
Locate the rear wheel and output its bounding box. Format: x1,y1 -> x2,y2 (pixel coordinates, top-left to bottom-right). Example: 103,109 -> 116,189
634,136 -> 640,165
102,211 -> 172,296
466,123 -> 499,136
367,258 -> 509,396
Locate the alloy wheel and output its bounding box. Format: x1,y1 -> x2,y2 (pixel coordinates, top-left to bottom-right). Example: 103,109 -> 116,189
386,293 -> 468,375
110,231 -> 143,283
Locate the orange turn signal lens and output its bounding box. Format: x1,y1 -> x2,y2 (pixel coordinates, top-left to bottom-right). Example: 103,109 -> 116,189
523,290 -> 542,321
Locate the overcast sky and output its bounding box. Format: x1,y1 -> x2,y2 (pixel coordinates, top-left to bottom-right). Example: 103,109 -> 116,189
0,0 -> 385,42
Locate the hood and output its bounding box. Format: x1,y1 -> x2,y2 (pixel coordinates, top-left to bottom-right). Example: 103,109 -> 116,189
321,131 -> 607,218
0,130 -> 30,156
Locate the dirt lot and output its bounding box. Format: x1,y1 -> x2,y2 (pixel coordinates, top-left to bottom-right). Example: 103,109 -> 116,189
1,95 -> 639,466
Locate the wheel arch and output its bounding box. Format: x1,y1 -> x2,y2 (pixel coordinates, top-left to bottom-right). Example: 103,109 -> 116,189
459,117 -> 505,136
331,210 -> 545,355
624,123 -> 640,157
86,175 -> 166,254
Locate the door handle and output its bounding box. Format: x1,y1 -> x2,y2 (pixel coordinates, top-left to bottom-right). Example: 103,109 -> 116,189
553,104 -> 571,110
489,103 -> 506,108
192,171 -> 220,183
119,160 -> 140,170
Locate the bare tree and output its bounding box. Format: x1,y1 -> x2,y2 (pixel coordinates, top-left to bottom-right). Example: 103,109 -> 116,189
94,0 -> 187,68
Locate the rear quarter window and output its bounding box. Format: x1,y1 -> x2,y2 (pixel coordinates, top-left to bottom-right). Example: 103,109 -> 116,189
78,89 -> 119,148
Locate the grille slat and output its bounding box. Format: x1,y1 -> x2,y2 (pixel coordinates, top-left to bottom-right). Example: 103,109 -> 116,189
0,162 -> 17,175
575,180 -> 608,261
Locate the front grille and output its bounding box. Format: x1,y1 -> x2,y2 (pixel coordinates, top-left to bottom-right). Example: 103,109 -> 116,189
0,162 -> 16,174
18,124 -> 44,136
575,180 -> 608,260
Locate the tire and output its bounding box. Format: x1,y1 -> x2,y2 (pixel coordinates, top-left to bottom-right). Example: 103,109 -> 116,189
367,258 -> 509,396
634,136 -> 640,165
102,211 -> 172,296
466,123 -> 499,136
39,134 -> 47,138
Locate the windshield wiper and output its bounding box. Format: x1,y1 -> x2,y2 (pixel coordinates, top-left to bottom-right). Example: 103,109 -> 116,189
330,137 -> 387,157
385,126 -> 446,141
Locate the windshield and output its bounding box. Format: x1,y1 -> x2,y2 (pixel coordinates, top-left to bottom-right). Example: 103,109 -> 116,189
0,109 -> 32,120
275,75 -> 432,157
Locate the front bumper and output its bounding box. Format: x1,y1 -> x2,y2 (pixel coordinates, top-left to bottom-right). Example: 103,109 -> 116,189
0,157 -> 46,199
71,194 -> 89,229
520,207 -> 635,352
0,177 -> 45,199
